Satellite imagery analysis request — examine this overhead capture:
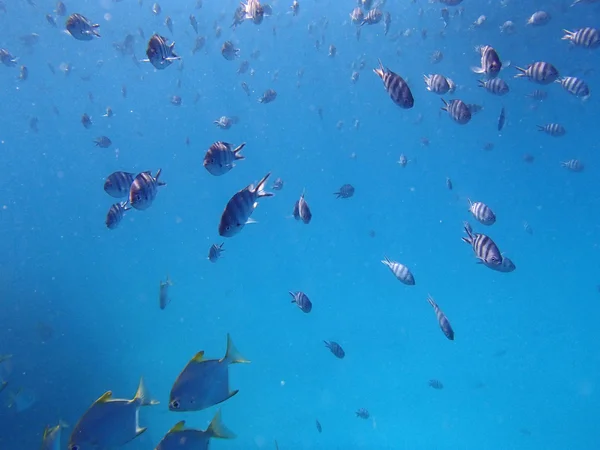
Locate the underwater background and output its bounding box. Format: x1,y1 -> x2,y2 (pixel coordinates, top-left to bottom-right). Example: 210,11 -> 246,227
1,0 -> 600,448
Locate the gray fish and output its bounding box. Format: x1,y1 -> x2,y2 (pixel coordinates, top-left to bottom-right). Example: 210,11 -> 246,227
556,77 -> 590,99
17,65 -> 28,81
221,41 -> 240,60
514,62 -> 559,84
189,14 -> 199,34
428,379 -> 444,389
272,178 -> 284,190
68,378 -> 159,450
381,257 -> 415,285
361,9 -> 383,26
169,334 -> 250,412
258,89 -> 277,103
562,27 -> 600,48
129,169 -> 166,211
427,295 -> 454,340
93,136 -> 111,148
481,255 -> 515,272
65,13 -> 100,41
324,340 -> 345,358
527,11 -> 550,26
156,412 -> 235,450
383,12 -> 391,35
290,291 -> 312,313
471,45 -> 502,78
46,14 -> 57,27
0,48 -> 17,67
424,74 -> 454,95
374,59 -> 414,109
293,191 -> 312,224
561,159 -> 584,172
468,200 -> 496,225
334,184 -> 354,199
208,243 -> 225,262
104,171 -> 135,198
498,107 -> 506,132
55,1 -> 67,16
478,78 -> 509,96
165,16 -> 173,34
461,222 -> 502,267
143,34 -> 180,70
537,123 -> 566,137
218,173 -> 273,237
441,99 -> 471,124
446,177 -> 453,190
356,408 -> 370,419
159,275 -> 173,310
105,201 -> 131,229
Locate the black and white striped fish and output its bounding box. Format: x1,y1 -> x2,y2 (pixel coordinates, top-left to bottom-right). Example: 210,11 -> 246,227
105,201 -> 130,229
556,77 -> 590,100
424,74 -> 455,95
290,291 -> 312,313
471,45 -> 502,78
129,169 -> 166,210
461,222 -> 502,267
537,123 -> 566,137
208,243 -> 224,262
514,62 -> 559,84
468,200 -> 496,225
441,99 -> 471,124
65,13 -> 100,41
218,172 -> 273,237
361,9 -> 383,26
324,341 -> 345,359
562,27 -> 600,48
293,191 -> 312,224
104,171 -> 135,198
203,141 -> 246,176
381,257 -> 415,285
561,159 -> 584,172
427,295 -> 454,341
478,78 -> 509,95
482,255 -> 516,272
143,34 -> 180,70
374,59 -> 414,109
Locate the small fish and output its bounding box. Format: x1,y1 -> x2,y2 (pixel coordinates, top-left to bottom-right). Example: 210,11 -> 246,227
208,243 -> 225,262
526,89 -> 547,101
556,76 -> 590,100
165,16 -> 173,33
218,173 -> 273,237
478,78 -> 509,96
258,89 -> 277,103
40,421 -> 68,450
523,221 -> 533,235
383,12 -> 391,35
537,123 -> 566,137
441,99 -> 471,125
55,1 -> 67,16
189,14 -> 199,34
242,0 -> 266,25
361,8 -> 383,26
446,177 -> 453,190
155,412 -> 235,450
272,178 -> 284,190
290,291 -> 312,313
500,20 -> 515,34
468,200 -> 496,226
0,48 -> 18,67
471,45 -> 502,78
104,172 -> 135,198
428,379 -> 444,389
381,257 -> 415,285
562,27 -> 600,48
65,13 -> 100,41
6,387 -> 36,412
527,11 -> 550,26
192,36 -> 206,54
152,2 -> 162,15
93,136 -> 112,148
292,191 -> 312,224
46,14 -> 57,27
29,117 -> 38,132
350,8 -> 364,25
291,0 -> 300,16
461,222 -> 502,267
356,408 -> 370,419
105,201 -> 131,229
81,113 -> 92,129
129,169 -> 166,211
498,107 -> 506,131
214,116 -> 234,129
374,59 -> 414,109
159,275 -> 173,310
328,44 -> 336,57
169,334 -> 250,412
170,95 -> 182,106
221,41 -> 240,60
315,419 -> 322,433
514,62 -> 559,84
68,378 -> 158,450
427,295 -> 454,341
561,159 -> 584,172
144,34 -> 180,70
424,74 -> 455,95
324,340 -> 345,359
334,184 -> 354,199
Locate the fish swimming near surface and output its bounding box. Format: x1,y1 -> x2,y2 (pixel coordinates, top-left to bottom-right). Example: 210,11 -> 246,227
155,410 -> 236,450
68,378 -> 159,450
169,334 -> 250,412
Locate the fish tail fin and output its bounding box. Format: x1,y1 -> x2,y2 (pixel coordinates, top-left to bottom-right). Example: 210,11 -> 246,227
440,98 -> 448,111
224,333 -> 250,364
514,66 -> 526,78
154,168 -> 167,186
134,377 -> 159,407
234,142 -> 246,160
207,409 -> 237,440
255,172 -> 274,198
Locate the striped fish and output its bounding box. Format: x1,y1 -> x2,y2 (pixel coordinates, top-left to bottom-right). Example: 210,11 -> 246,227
373,59 -> 414,109
218,172 -> 273,237
203,141 -> 246,176
478,78 -> 509,95
65,13 -> 100,41
361,9 -> 383,26
290,291 -> 312,313
471,45 -> 502,78
556,77 -> 590,100
105,201 -> 131,229
350,8 -> 364,25
129,169 -> 166,211
468,200 -> 496,225
104,171 -> 135,198
424,74 -> 454,94
293,191 -> 312,224
144,34 -> 180,70
514,62 -> 559,84
427,295 -> 454,341
562,27 -> 600,48
537,123 -> 566,137
461,222 -> 502,267
381,257 -> 415,285
242,0 -> 265,24
208,243 -> 225,262
324,341 -> 345,358
561,159 -> 584,172
441,99 -> 471,124
481,255 -> 516,273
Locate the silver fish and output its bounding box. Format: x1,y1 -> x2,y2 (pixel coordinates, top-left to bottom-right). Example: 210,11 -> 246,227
537,123 -> 566,137
208,243 -> 224,262
427,295 -> 454,340
461,222 -> 502,267
204,142 -> 245,176
381,257 -> 415,285
562,27 -> 600,48
468,200 -> 496,225
105,201 -> 131,229
471,45 -> 502,78
441,99 -> 471,124
144,34 -> 180,70
514,62 -> 559,84
556,77 -> 590,99
292,191 -> 312,224
104,171 -> 135,198
129,169 -> 166,211
66,13 -> 100,41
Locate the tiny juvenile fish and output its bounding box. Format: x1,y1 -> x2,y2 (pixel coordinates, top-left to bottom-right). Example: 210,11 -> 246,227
290,291 -> 312,313
315,419 -> 322,433
66,13 -> 100,41
159,275 -> 173,310
428,379 -> 444,389
427,295 -> 454,340
356,408 -> 370,419
324,340 -> 345,359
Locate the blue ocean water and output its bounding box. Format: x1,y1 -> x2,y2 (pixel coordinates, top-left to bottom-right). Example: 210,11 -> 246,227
1,0 -> 600,448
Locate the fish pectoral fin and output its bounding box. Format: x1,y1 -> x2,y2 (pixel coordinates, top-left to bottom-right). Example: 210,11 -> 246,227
245,218 -> 258,225
207,409 -> 237,440
226,389 -> 240,401
135,426 -> 147,437
470,66 -> 484,74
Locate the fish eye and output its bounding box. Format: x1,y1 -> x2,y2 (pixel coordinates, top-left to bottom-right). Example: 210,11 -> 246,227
170,400 -> 180,409
70,446 -> 80,450
226,225 -> 231,231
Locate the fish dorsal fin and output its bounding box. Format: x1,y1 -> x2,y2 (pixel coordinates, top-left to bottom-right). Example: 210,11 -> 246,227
96,391 -> 113,403
222,333 -> 250,364
192,351 -> 205,363
169,421 -> 186,433
134,377 -> 159,406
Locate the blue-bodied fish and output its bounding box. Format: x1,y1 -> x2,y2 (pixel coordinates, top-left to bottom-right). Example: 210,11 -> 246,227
203,141 -> 246,176
156,411 -> 235,450
105,201 -> 131,229
471,45 -> 502,78
334,184 -> 354,199
290,291 -> 312,313
93,136 -> 111,148
441,99 -> 471,124
374,59 -> 414,109
381,257 -> 415,285
324,341 -> 345,359
40,421 -> 68,450
143,34 -> 180,70
68,378 -> 159,450
159,275 -> 173,310
6,387 -> 36,412
356,408 -> 370,419
208,243 -> 225,262
316,419 -> 322,433
169,334 -> 250,412
129,169 -> 166,211
427,295 -> 454,341
104,171 -> 135,198
461,222 -> 502,267
65,13 -> 100,41
498,107 -> 506,131
468,200 -> 496,225
0,48 -> 18,67
218,172 -> 273,237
